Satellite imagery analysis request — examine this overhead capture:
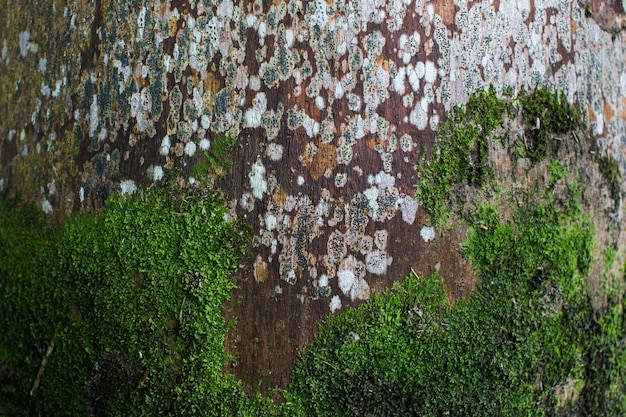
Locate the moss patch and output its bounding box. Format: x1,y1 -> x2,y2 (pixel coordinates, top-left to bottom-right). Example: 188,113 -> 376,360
2,86 -> 624,416
285,191 -> 625,415
415,85 -> 509,225
285,86 -> 625,416
191,134 -> 239,184
0,186 -> 275,416
416,86 -> 589,226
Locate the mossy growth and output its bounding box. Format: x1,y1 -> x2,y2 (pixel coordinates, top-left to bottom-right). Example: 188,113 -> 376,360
416,85 -> 584,226
590,141 -> 623,208
284,86 -> 624,416
0,187 -> 275,416
191,134 -> 238,182
415,85 -> 509,225
517,86 -> 581,161
285,154 -> 625,417
549,158 -> 567,182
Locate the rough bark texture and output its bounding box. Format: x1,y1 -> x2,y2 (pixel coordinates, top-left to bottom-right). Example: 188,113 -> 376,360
1,0 -> 625,392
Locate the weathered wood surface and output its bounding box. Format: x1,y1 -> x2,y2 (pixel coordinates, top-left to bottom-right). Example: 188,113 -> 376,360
1,0 -> 625,391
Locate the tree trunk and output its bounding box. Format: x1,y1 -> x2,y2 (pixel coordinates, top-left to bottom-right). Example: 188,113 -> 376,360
1,0 -> 625,392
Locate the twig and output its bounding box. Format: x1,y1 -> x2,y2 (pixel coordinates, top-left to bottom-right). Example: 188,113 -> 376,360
30,331 -> 57,397
179,296 -> 187,320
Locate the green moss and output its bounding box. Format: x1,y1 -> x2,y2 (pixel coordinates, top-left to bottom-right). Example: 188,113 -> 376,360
286,172 -> 624,416
416,85 -> 507,225
0,186 -> 276,416
416,86 -> 583,226
517,87 -> 581,162
284,86 -> 624,416
191,134 -> 238,182
549,158 -> 567,181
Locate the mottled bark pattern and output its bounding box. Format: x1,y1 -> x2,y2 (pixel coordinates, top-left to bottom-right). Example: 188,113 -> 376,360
1,0 -> 625,391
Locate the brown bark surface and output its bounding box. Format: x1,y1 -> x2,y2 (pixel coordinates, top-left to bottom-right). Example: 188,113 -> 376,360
1,0 -> 625,392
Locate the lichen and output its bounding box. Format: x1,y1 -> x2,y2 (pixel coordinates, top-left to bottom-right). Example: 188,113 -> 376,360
1,0 -> 625,314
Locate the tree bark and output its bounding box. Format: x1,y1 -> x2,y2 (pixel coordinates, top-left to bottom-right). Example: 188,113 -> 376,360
1,0 -> 625,391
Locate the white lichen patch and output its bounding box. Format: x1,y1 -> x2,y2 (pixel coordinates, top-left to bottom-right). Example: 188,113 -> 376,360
198,139 -> 210,152
1,39 -> 7,63
41,199 -> 53,214
41,83 -> 51,97
374,229 -> 388,251
318,274 -> 329,288
240,192 -> 255,212
120,180 -> 136,195
265,214 -> 277,231
184,141 -> 197,157
52,80 -> 62,98
365,250 -> 392,275
392,67 -> 406,95
309,0 -> 329,29
424,60 -> 437,84
329,295 -> 342,313
400,196 -> 419,225
150,165 -> 164,182
266,142 -> 284,161
335,173 -> 347,188
315,95 -> 325,110
249,159 -> 267,200
375,171 -> 395,189
160,136 -> 171,155
420,225 -> 435,242
18,31 -> 30,57
339,268 -> 371,301
88,95 -> 99,138
38,58 -> 47,73
363,187 -> 379,219
245,108 -> 262,128
337,268 -> 357,298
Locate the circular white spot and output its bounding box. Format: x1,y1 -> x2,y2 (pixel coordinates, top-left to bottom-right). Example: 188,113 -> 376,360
315,95 -> 325,110
199,138 -> 210,151
184,141 -> 197,157
265,214 -> 277,231
329,295 -> 342,313
151,166 -> 164,181
420,226 -> 435,242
